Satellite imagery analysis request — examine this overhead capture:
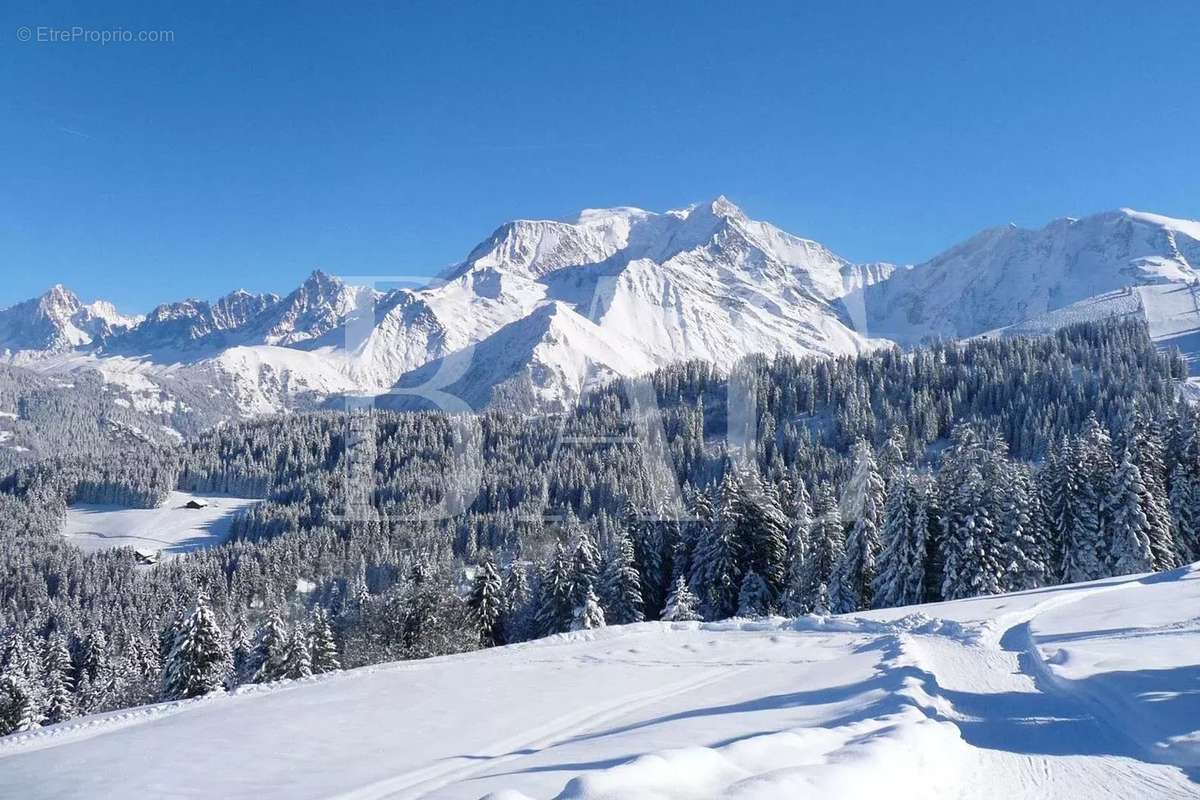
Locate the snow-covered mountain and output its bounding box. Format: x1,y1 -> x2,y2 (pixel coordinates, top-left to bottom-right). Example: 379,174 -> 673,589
863,208 -> 1200,343
3,564 -> 1198,799
2,200 -> 1199,434
0,285 -> 141,355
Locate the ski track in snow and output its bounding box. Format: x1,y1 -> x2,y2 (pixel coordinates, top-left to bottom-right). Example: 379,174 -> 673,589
903,572 -> 1199,799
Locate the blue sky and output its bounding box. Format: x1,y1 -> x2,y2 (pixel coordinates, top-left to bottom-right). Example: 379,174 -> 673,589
2,0 -> 1199,311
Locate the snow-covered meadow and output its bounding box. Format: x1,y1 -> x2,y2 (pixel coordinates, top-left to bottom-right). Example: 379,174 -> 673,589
2,565 -> 1197,799
60,491 -> 258,558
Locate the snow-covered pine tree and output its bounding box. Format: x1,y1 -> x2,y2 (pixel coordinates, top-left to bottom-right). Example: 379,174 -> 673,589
598,528 -> 645,625
830,440 -> 885,611
741,474 -> 790,597
736,570 -> 772,617
228,615 -> 253,685
569,586 -> 606,631
569,530 -> 602,610
249,609 -> 290,684
158,610 -> 184,664
907,477 -> 932,604
534,543 -> 575,636
784,475 -> 812,566
942,465 -> 995,600
467,553 -> 506,646
938,426 -> 1006,600
1169,461 -> 1200,563
1105,447 -> 1155,576
0,670 -> 40,735
872,470 -> 914,609
690,471 -> 745,620
777,474 -> 813,615
281,621 -> 314,680
41,634 -> 76,724
1039,436 -> 1075,582
76,628 -> 111,695
676,485 -> 717,588
878,426 -> 908,485
624,500 -> 668,622
309,608 -> 341,673
1129,412 -> 1179,571
998,463 -> 1047,592
1061,416 -> 1112,583
661,575 -> 702,622
800,484 -> 844,613
162,593 -> 229,701
502,563 -> 534,643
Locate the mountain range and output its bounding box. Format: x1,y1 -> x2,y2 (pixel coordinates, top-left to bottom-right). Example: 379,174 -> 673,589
2,198 -> 1199,442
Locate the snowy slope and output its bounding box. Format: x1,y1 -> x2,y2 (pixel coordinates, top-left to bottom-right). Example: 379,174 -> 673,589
865,208 -> 1200,343
61,491 -> 258,558
3,566 -> 1198,799
384,301 -> 655,412
980,282 -> 1200,375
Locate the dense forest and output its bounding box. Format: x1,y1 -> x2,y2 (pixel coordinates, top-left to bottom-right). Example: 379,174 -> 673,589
1,318 -> 1197,735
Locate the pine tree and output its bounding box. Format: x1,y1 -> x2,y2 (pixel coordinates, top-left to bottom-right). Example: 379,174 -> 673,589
737,472 -> 790,597
76,628 -> 111,701
40,634 -> 76,725
736,570 -> 772,617
159,610 -> 184,664
0,670 -> 40,735
938,426 -> 1006,600
777,477 -> 813,616
598,529 -> 645,625
661,576 -> 702,622
569,586 -> 606,631
309,608 -> 341,673
282,622 -> 314,680
1065,419 -> 1108,582
625,501 -> 668,621
998,464 -> 1047,591
1105,448 -> 1155,576
569,531 -> 602,609
1129,413 -> 1179,571
229,615 -> 254,685
907,478 -> 932,604
690,472 -> 744,619
535,543 -> 575,636
879,427 -> 908,484
250,610 -> 290,684
800,485 -> 844,613
1169,462 -> 1200,563
467,554 -> 506,646
502,563 -> 534,643
829,448 -> 883,613
162,594 -> 229,700
872,471 -> 914,609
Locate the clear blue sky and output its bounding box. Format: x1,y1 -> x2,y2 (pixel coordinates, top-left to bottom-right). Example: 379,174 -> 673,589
2,1 -> 1199,312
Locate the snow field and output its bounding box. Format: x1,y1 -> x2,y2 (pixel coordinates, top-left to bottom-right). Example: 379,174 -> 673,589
1,568 -> 1199,799
60,490 -> 258,558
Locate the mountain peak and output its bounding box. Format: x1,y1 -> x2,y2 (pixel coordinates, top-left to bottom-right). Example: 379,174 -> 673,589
39,283 -> 81,308
688,195 -> 745,221
303,269 -> 341,289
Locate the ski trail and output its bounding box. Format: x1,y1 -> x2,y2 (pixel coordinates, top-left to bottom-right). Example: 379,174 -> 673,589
327,665 -> 747,800
906,574 -> 1200,798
